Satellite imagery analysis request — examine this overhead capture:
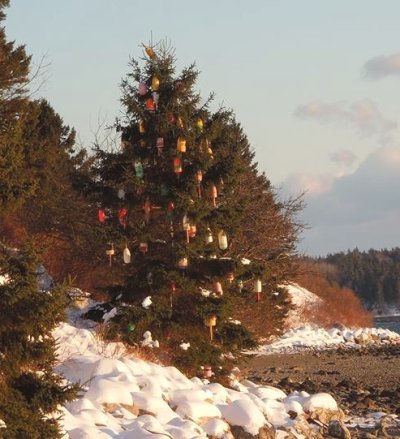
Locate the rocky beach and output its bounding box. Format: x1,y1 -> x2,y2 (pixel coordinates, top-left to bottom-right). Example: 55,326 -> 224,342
244,344 -> 400,437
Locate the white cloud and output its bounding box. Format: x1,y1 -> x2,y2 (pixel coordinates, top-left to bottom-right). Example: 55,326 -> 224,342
284,173 -> 334,197
294,99 -> 396,146
363,52 -> 400,80
284,147 -> 400,255
330,149 -> 357,167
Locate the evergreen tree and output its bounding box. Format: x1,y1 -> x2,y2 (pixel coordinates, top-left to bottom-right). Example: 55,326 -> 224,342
0,0 -> 34,212
92,42 -> 300,372
0,244 -> 77,438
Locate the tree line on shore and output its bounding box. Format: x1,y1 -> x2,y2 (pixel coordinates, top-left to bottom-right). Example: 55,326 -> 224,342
321,248 -> 400,312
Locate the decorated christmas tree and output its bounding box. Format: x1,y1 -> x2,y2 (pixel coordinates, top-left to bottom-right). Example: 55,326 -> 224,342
93,42 -> 299,374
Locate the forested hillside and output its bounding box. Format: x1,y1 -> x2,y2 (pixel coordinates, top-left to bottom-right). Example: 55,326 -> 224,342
318,248 -> 400,311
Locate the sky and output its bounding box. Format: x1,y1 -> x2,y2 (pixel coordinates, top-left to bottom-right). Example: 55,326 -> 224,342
5,0 -> 400,256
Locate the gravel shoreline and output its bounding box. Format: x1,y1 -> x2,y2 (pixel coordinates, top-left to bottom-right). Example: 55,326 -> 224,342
242,344 -> 400,436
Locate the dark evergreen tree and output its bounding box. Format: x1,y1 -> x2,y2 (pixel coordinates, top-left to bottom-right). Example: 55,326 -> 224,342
0,0 -> 34,212
92,42 -> 300,372
0,244 -> 77,438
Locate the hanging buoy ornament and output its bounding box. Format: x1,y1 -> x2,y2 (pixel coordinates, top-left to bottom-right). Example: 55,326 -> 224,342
177,257 -> 188,269
203,365 -> 213,379
211,185 -> 217,207
145,98 -> 155,112
206,228 -> 213,244
195,118 -> 204,132
143,199 -> 151,222
169,281 -> 176,308
134,161 -> 144,179
106,243 -> 115,267
173,158 -> 182,174
177,116 -> 184,129
204,315 -> 217,341
138,82 -> 148,96
98,209 -> 106,224
196,171 -> 203,198
227,272 -> 235,283
254,279 -> 262,302
182,214 -> 190,231
160,184 -> 169,197
139,242 -> 148,254
118,207 -> 128,228
177,137 -> 186,153
156,137 -> 164,155
123,245 -> 131,264
151,75 -> 160,91
167,113 -> 176,124
218,230 -> 228,250
213,281 -> 223,296
138,119 -> 145,134
166,201 -> 175,223
117,188 -> 125,200
238,279 -> 244,293
152,92 -> 159,109
188,224 -> 197,239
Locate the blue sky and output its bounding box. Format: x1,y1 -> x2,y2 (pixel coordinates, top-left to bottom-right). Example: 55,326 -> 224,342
5,1 -> 400,255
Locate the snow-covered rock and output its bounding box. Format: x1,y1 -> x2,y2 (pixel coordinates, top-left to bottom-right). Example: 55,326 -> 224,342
53,318 -> 349,438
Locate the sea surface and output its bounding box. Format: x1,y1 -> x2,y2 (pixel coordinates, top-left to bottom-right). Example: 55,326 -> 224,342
374,314 -> 400,333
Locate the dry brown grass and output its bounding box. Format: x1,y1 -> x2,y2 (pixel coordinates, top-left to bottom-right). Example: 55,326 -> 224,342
294,259 -> 373,328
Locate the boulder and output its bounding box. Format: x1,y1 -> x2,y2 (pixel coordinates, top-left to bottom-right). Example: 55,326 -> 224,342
231,425 -> 275,439
327,420 -> 351,439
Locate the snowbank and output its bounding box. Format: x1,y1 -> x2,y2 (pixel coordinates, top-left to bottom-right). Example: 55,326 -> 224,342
53,322 -> 342,438
285,283 -> 322,329
248,324 -> 400,355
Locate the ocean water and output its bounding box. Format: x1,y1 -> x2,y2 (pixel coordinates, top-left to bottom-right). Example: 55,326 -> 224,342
374,315 -> 400,333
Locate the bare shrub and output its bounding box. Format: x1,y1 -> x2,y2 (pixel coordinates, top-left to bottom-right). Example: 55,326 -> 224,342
295,259 -> 373,328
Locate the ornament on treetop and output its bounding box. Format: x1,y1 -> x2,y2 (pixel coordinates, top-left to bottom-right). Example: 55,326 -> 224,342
144,45 -> 155,59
